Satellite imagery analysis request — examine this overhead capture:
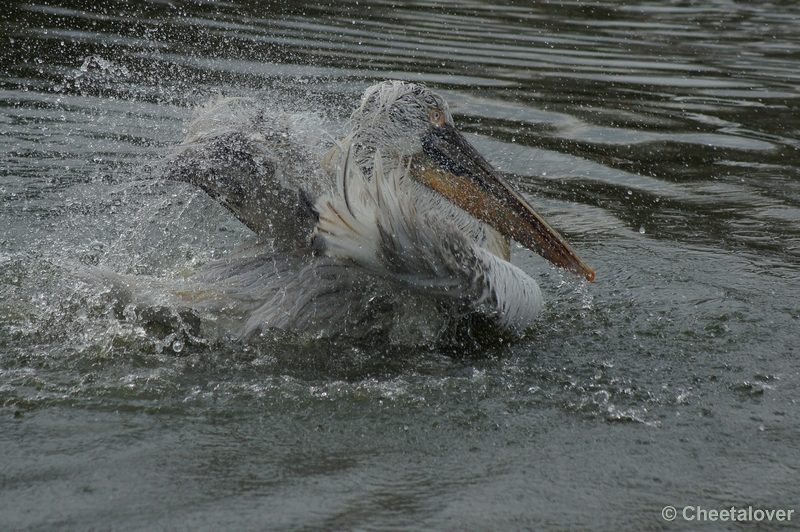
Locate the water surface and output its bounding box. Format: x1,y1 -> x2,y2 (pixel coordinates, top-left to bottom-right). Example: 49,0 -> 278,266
2,1 -> 799,530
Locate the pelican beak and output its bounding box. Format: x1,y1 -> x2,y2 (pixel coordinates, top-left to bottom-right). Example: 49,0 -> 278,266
410,124 -> 595,282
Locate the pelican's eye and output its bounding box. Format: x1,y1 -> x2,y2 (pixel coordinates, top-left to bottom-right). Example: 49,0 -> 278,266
430,108 -> 445,126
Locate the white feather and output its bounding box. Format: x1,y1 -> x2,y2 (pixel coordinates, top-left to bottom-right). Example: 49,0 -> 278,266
314,140 -> 542,332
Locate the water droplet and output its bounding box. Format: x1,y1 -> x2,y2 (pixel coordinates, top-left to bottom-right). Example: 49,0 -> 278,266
172,339 -> 184,353
639,226 -> 645,234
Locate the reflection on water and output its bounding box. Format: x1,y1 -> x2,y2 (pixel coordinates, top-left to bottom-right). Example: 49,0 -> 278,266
2,0 -> 800,529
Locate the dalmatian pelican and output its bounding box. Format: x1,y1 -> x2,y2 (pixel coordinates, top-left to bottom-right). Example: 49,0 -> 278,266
140,81 -> 594,343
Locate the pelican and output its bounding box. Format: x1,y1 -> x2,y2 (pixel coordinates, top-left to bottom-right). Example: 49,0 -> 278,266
121,81 -> 593,344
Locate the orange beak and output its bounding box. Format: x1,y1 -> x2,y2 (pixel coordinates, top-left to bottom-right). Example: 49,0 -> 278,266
410,124 -> 594,282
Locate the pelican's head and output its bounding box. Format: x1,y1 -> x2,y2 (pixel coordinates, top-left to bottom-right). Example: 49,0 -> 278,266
351,80 -> 595,282
351,81 -> 454,160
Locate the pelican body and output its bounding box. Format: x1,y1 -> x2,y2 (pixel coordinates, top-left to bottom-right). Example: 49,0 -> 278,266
154,81 -> 593,343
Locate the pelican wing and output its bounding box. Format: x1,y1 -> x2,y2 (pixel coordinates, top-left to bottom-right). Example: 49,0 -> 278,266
161,97 -> 335,250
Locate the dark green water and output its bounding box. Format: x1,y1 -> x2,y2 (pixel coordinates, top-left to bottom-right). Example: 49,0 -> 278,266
2,1 -> 799,530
